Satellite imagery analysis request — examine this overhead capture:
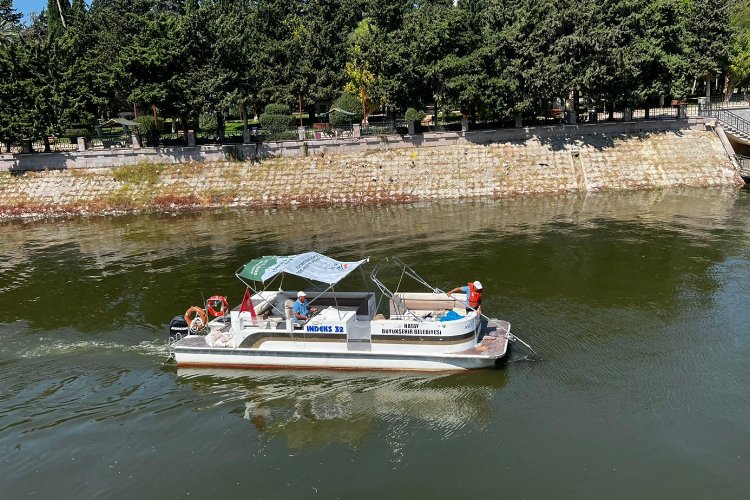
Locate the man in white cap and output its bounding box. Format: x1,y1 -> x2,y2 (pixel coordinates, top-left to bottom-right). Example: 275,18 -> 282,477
447,280 -> 483,315
293,291 -> 318,322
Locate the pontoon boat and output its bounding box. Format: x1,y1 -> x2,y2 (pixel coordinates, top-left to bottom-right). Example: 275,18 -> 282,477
168,253 -> 514,371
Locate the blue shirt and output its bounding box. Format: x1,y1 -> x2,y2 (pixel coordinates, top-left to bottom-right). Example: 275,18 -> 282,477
293,299 -> 310,318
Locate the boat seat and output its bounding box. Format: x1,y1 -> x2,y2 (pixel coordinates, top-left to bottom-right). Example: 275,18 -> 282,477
284,299 -> 294,319
390,293 -> 465,316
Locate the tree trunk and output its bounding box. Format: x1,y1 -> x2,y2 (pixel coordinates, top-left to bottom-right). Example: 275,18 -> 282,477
724,74 -> 733,102
181,114 -> 189,145
216,111 -> 225,140
706,74 -> 711,98
43,135 -> 51,153
360,87 -> 367,126
55,0 -> 67,28
298,94 -> 303,127
242,105 -> 248,135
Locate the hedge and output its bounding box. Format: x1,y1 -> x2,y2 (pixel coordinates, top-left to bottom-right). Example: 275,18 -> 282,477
260,102 -> 292,132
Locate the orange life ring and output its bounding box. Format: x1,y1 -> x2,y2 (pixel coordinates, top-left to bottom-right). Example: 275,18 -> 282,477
206,295 -> 230,317
184,306 -> 208,331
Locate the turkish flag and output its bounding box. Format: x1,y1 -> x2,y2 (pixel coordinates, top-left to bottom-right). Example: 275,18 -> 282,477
239,288 -> 257,324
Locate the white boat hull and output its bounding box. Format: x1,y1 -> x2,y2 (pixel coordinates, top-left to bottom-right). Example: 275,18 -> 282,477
174,345 -> 505,371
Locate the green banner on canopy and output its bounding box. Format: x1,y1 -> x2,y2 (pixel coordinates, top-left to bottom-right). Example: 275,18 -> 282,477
237,252 -> 367,285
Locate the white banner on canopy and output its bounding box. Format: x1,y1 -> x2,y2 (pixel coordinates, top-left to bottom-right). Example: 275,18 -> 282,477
238,252 -> 368,285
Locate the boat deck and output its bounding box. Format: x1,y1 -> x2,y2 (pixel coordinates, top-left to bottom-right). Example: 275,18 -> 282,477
454,319 -> 510,357
455,334 -> 508,357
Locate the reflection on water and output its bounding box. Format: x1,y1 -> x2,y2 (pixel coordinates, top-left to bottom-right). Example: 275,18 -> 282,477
176,368 -> 507,450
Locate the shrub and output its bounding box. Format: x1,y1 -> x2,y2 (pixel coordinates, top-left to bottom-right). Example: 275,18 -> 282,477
264,103 -> 291,115
329,93 -> 362,126
199,113 -> 219,136
260,102 -> 292,132
135,116 -> 164,147
405,108 -> 426,122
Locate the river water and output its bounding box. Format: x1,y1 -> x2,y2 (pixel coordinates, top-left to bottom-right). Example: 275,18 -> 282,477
1,188 -> 749,499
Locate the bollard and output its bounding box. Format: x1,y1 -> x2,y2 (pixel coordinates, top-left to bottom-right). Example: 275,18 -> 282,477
678,103 -> 688,120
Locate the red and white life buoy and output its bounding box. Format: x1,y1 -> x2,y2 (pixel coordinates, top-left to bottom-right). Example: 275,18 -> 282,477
206,295 -> 230,317
184,306 -> 208,332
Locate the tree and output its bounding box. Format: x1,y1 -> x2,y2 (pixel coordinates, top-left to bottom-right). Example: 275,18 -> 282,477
47,0 -> 71,41
728,0 -> 750,96
345,17 -> 378,124
684,0 -> 733,97
0,0 -> 20,47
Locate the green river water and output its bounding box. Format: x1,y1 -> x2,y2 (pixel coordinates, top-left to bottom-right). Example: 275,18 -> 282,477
1,188 -> 749,499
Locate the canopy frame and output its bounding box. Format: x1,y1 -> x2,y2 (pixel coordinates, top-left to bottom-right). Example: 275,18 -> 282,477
369,256 -> 452,322
235,252 -> 369,322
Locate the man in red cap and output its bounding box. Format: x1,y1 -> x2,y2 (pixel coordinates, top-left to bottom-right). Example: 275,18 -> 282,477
447,280 -> 483,316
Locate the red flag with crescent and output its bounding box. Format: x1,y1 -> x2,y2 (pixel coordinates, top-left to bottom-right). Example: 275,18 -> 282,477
239,288 -> 257,323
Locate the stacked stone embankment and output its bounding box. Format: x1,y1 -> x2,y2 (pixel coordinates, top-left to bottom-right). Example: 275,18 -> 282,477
0,129 -> 743,219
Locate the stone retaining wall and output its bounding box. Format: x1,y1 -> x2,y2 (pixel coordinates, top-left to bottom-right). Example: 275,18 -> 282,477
0,118 -> 712,172
0,127 -> 743,219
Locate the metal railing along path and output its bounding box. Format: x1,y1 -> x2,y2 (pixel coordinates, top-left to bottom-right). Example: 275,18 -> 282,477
735,155 -> 750,179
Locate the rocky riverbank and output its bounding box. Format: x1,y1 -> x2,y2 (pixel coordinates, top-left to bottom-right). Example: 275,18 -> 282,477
0,129 -> 743,220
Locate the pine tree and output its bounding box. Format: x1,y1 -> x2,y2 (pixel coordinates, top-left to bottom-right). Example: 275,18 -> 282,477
0,0 -> 21,24
684,0 -> 733,97
47,0 -> 71,41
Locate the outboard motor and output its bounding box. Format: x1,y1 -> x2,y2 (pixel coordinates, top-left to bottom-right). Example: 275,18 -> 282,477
168,315 -> 189,343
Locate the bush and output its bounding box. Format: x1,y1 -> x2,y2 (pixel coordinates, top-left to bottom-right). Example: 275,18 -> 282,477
259,102 -> 292,132
405,108 -> 426,122
264,103 -> 291,115
259,113 -> 292,132
199,113 -> 219,136
329,93 -> 362,126
135,116 -> 164,147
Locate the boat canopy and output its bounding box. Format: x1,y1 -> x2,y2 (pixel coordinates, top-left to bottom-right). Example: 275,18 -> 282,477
236,252 -> 368,285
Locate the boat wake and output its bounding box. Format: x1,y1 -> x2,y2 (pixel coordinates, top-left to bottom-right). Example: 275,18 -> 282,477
17,339 -> 167,359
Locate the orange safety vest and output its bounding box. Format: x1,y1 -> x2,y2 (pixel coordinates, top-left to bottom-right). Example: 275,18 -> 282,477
467,282 -> 482,308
